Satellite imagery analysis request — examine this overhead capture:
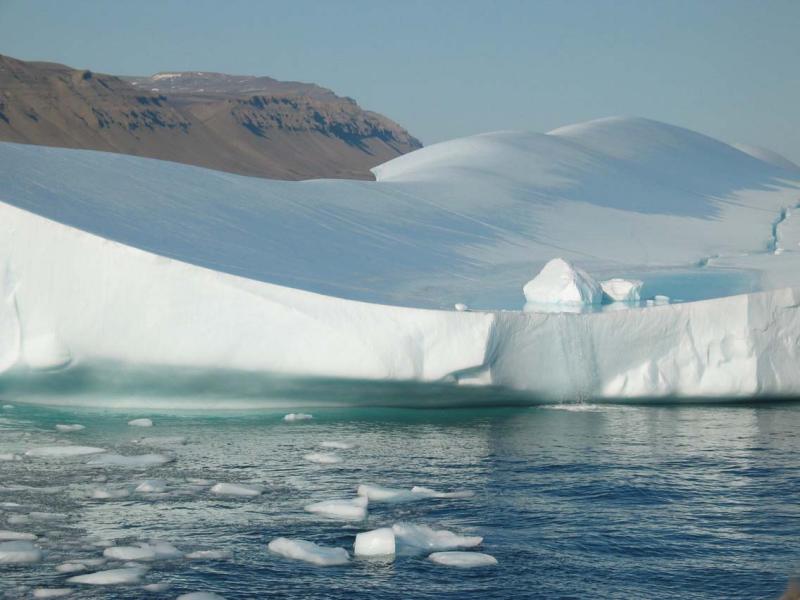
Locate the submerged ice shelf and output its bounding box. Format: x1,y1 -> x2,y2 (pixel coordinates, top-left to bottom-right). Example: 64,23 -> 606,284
1,116 -> 800,402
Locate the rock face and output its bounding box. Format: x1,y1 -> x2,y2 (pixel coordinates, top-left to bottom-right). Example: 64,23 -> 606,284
0,54 -> 421,180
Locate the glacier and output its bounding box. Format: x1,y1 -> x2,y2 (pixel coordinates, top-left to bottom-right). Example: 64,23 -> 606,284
1,116 -> 800,402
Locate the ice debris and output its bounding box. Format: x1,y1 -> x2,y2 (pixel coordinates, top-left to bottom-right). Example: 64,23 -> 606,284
176,593 -> 227,600
55,424 -> 85,432
209,483 -> 262,497
67,567 -> 145,585
267,537 -> 349,566
103,541 -> 181,561
320,441 -> 355,450
428,551 -> 498,568
135,479 -> 167,493
128,418 -> 153,427
0,530 -> 37,541
25,446 -> 106,457
600,278 -> 643,303
354,528 -> 395,557
32,589 -> 74,598
304,496 -> 368,521
283,413 -> 313,422
391,523 -> 482,553
303,452 -> 341,464
0,540 -> 42,564
87,453 -> 173,468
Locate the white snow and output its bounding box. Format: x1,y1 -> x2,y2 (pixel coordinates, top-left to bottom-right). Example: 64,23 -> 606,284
523,258 -> 603,306
428,551 -> 497,568
87,454 -> 172,468
304,496 -> 368,521
354,528 -> 395,557
67,567 -> 145,585
55,424 -> 85,432
127,418 -> 153,427
209,483 -> 262,497
600,278 -> 643,303
2,117 -> 800,401
303,452 -> 341,464
25,446 -> 106,457
391,523 -> 482,553
0,540 -> 42,564
283,413 -> 313,422
267,537 -> 349,566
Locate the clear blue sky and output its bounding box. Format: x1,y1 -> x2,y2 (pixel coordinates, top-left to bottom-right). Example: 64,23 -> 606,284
1,0 -> 798,161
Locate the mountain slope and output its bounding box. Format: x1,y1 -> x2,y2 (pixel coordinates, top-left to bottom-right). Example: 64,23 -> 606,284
0,54 -> 421,180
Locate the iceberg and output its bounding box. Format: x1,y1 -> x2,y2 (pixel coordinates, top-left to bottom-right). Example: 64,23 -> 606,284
354,528 -> 395,557
600,278 -> 643,303
2,117 -> 800,402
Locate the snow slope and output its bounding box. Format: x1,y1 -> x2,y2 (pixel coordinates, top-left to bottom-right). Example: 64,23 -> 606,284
2,116 -> 800,401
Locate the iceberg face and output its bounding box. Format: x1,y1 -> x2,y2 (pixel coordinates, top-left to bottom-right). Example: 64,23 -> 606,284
523,258 -> 603,306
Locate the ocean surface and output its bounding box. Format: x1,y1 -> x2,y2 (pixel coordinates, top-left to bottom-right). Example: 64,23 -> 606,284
1,388 -> 799,599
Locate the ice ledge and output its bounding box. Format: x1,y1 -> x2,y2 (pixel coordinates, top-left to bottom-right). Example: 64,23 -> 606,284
2,201 -> 800,402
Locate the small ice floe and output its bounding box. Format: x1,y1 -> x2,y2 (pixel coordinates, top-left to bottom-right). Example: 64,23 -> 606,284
0,453 -> 22,461
392,523 -> 482,553
25,446 -> 106,457
304,496 -> 368,521
104,541 -> 181,562
67,567 -> 145,585
55,562 -> 87,573
410,486 -> 474,499
600,278 -> 643,303
454,303 -> 468,312
134,436 -> 186,446
176,592 -> 227,600
141,582 -> 170,592
654,294 -> 670,304
185,549 -> 231,560
0,540 -> 42,564
128,418 -> 153,427
320,441 -> 355,450
32,589 -> 74,598
87,454 -> 173,468
354,528 -> 395,557
357,484 -> 417,503
0,530 -> 36,541
209,483 -> 262,497
2,404 -> 13,410
55,424 -> 85,432
283,413 -> 313,422
303,452 -> 341,464
428,551 -> 497,568
267,538 -> 349,566
135,480 -> 167,493
91,487 -> 131,500
6,515 -> 29,525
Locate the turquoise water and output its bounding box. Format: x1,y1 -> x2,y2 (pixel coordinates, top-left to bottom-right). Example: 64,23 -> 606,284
1,396 -> 799,599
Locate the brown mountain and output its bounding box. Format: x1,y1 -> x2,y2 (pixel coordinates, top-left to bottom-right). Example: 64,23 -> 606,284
0,54 -> 422,180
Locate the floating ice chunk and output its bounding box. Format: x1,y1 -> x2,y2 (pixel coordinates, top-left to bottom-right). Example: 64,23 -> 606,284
391,523 -> 482,553
55,562 -> 87,573
0,540 -> 42,563
283,413 -> 313,422
209,483 -> 262,497
428,551 -> 497,568
600,278 -> 643,303
176,593 -> 227,600
142,583 -> 170,592
0,453 -> 22,461
320,441 -> 355,450
67,567 -> 145,585
135,480 -> 167,493
87,453 -> 172,468
2,404 -> 13,409
26,446 -> 106,457
55,424 -> 85,432
304,496 -> 368,521
267,537 -> 349,566
92,487 -> 131,499
32,589 -> 74,598
0,530 -> 36,541
6,515 -> 29,525
354,528 -> 395,557
410,486 -> 474,499
357,484 -> 418,503
304,452 -> 341,464
128,418 -> 153,427
654,294 -> 671,304
454,303 -> 468,312
186,549 -> 231,560
523,258 -> 602,306
134,436 -> 186,446
104,541 -> 180,562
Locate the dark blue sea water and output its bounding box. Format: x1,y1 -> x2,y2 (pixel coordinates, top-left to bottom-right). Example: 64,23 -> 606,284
1,393 -> 799,599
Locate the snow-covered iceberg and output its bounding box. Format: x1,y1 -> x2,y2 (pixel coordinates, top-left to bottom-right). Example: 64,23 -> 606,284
1,116 -> 800,402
